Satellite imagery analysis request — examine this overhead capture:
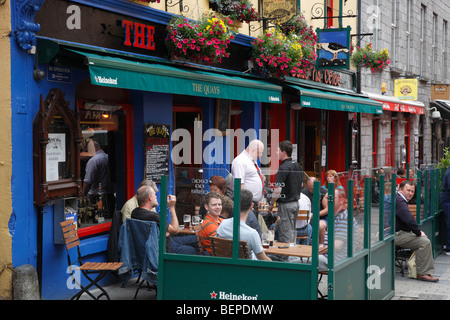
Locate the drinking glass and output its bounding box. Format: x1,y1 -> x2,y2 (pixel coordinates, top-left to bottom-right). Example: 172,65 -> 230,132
262,233 -> 270,249
183,214 -> 191,229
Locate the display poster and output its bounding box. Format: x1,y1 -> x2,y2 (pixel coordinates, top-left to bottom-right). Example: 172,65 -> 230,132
46,133 -> 66,182
145,123 -> 170,182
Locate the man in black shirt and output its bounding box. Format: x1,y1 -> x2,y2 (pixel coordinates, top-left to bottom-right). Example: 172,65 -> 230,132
270,141 -> 303,243
131,185 -> 179,237
395,180 -> 438,282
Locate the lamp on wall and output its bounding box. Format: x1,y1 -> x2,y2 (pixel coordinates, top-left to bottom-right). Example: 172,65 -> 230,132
428,107 -> 442,120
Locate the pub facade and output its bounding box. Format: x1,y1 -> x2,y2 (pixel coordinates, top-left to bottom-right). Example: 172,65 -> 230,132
5,0 -> 385,299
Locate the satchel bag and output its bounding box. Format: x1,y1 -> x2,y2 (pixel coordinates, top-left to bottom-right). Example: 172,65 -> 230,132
407,251 -> 417,279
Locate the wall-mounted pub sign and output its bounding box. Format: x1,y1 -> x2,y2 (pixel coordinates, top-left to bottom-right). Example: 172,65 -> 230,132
261,0 -> 296,24
316,27 -> 351,69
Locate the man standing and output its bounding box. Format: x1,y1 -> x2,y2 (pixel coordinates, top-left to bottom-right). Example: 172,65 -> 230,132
83,141 -> 114,216
396,180 -> 438,282
440,166 -> 450,256
217,189 -> 271,261
269,141 -> 303,244
231,139 -> 265,209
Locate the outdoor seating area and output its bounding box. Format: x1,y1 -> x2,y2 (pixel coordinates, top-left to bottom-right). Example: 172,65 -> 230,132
65,165 -> 444,300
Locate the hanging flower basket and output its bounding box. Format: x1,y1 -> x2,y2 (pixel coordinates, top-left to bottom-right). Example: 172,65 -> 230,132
166,14 -> 235,64
251,21 -> 317,80
214,0 -> 259,24
350,43 -> 391,72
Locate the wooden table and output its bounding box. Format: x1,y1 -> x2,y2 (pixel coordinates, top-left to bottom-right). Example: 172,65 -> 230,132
177,225 -> 200,235
263,242 -> 327,258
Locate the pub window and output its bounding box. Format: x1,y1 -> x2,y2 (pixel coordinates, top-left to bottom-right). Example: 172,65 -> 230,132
33,88 -> 82,206
78,100 -> 123,230
420,5 -> 426,75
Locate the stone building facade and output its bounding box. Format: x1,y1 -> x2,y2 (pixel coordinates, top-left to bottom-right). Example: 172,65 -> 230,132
358,0 -> 449,171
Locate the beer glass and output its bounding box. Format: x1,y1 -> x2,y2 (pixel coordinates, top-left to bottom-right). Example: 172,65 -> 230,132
183,214 -> 191,229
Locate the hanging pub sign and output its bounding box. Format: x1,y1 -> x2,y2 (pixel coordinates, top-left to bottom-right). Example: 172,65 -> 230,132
395,79 -> 418,101
144,123 -> 170,183
316,27 -> 351,69
261,0 -> 296,24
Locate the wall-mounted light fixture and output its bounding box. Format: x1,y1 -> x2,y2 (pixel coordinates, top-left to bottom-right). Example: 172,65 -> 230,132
33,67 -> 45,81
428,107 -> 442,120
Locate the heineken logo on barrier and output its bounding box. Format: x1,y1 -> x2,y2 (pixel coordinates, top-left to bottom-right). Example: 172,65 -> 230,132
94,76 -> 118,85
210,290 -> 259,300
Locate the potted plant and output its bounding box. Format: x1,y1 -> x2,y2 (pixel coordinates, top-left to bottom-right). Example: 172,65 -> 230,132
166,13 -> 235,64
251,27 -> 316,80
214,0 -> 259,25
350,43 -> 391,72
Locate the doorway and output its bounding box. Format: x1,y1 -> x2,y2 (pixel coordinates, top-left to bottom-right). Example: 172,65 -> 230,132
172,97 -> 203,219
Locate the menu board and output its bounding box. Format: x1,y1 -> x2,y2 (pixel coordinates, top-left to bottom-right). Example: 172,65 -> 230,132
144,124 -> 170,182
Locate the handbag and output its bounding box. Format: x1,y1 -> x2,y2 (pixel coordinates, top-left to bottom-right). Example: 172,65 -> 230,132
407,251 -> 417,279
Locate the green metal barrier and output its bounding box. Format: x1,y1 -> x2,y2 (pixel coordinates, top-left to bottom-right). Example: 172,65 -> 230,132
157,175 -> 322,300
156,168 -> 406,300
411,167 -> 444,257
326,172 -> 396,300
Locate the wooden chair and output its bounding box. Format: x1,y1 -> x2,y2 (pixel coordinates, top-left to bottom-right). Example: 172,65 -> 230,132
60,219 -> 123,300
296,210 -> 310,243
209,237 -> 250,259
194,227 -> 205,255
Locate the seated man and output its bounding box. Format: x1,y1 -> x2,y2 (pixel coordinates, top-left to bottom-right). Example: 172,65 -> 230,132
297,192 -> 312,245
199,192 -> 223,254
318,187 -> 358,272
131,185 -> 179,237
395,180 -> 438,282
216,189 -> 271,261
121,180 -> 157,223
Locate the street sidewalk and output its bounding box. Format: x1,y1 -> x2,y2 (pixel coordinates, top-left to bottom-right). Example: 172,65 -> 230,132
391,251 -> 450,300
80,252 -> 450,300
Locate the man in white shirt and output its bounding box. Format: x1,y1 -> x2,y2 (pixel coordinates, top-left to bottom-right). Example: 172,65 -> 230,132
231,139 -> 265,209
217,189 -> 271,261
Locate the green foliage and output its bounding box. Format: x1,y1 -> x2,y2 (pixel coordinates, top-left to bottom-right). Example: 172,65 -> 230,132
437,147 -> 450,170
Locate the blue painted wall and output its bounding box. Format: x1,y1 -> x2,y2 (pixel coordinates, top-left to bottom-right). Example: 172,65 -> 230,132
9,0 -> 261,299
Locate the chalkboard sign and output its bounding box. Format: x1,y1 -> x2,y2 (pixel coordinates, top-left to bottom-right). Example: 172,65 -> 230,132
144,123 -> 170,182
215,99 -> 231,135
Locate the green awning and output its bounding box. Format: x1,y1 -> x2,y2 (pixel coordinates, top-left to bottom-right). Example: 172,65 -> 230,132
70,50 -> 282,103
289,85 -> 383,114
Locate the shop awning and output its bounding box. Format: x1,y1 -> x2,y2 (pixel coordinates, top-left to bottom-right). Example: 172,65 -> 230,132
69,50 -> 282,104
366,92 -> 425,114
288,85 -> 383,114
